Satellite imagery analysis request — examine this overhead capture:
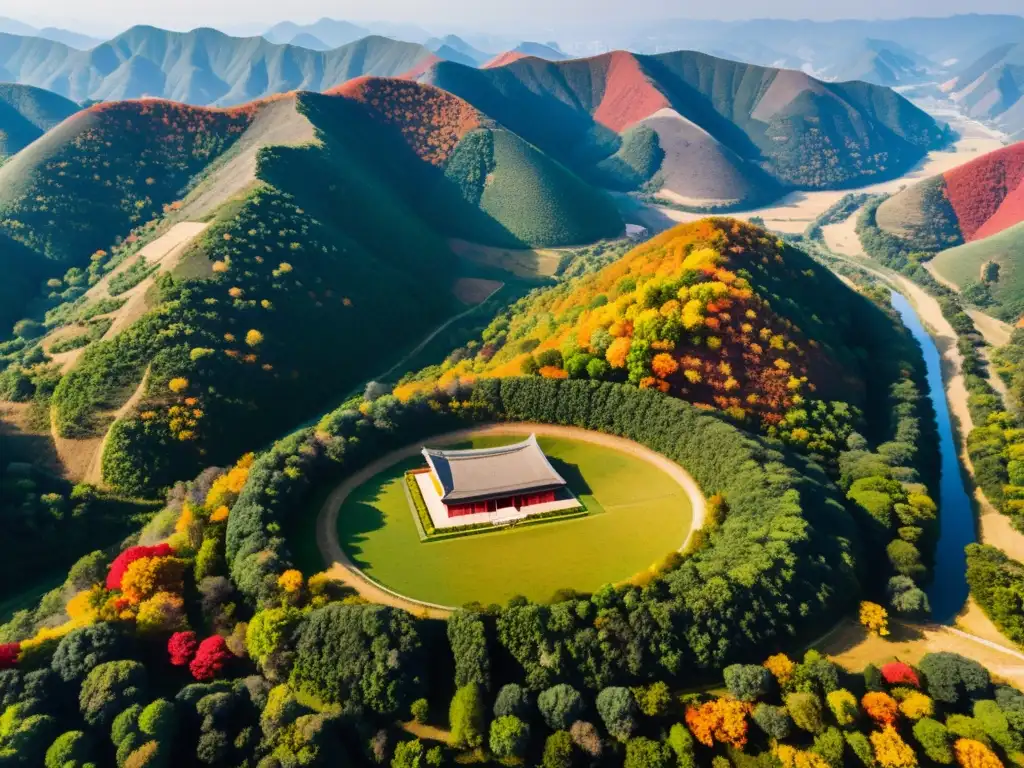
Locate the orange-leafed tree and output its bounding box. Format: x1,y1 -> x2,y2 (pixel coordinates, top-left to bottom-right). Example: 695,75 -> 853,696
862,692 -> 899,727
684,699 -> 748,749
953,739 -> 1003,768
121,556 -> 186,605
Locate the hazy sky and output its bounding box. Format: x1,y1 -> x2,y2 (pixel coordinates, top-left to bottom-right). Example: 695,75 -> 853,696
8,0 -> 1024,35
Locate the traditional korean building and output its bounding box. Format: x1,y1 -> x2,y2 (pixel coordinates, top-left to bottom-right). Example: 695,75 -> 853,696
421,434 -> 568,517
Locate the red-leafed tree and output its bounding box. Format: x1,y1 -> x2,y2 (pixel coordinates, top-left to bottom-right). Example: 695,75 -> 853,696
106,543 -> 175,590
168,631 -> 199,667
0,643 -> 19,669
880,662 -> 920,688
190,636 -> 231,681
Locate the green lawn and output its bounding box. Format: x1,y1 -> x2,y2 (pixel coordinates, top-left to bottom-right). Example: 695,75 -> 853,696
335,433 -> 694,607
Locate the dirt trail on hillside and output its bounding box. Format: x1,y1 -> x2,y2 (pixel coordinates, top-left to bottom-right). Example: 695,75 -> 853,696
316,423 -> 707,618
42,223 -> 208,481
42,222 -> 209,376
82,366 -> 150,487
101,222 -> 209,340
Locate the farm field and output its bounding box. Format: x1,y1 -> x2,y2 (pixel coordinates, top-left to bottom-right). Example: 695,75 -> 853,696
334,433 -> 694,606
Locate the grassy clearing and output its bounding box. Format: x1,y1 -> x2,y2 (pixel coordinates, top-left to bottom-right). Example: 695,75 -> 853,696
332,434 -> 692,607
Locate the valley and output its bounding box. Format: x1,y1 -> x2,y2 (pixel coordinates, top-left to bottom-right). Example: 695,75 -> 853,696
630,97 -> 1008,235
5,10 -> 1024,767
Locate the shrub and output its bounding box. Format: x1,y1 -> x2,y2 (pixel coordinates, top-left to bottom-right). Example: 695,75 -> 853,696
667,723 -> 695,768
542,731 -> 574,768
724,664 -> 773,702
392,739 -> 425,768
449,683 -> 486,750
899,692 -> 934,720
447,611 -> 490,690
625,736 -> 672,768
861,692 -> 899,727
570,721 -> 603,759
106,544 -> 174,590
489,715 -> 530,760
190,636 -> 231,681
881,662 -> 919,688
869,726 -> 916,768
538,684 -> 585,731
953,738 -> 1003,768
826,690 -> 859,728
167,631 -> 198,667
752,703 -> 792,740
410,698 -> 429,725
786,692 -> 824,733
494,683 -> 531,720
633,681 -> 671,717
919,653 -> 990,704
45,730 -> 91,768
52,624 -> 127,683
290,603 -> 423,716
79,660 -> 147,727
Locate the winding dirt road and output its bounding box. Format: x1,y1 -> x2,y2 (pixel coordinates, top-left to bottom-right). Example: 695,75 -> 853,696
315,423 -> 707,618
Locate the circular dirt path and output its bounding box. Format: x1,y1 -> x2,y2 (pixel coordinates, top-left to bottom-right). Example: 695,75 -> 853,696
316,422 -> 707,618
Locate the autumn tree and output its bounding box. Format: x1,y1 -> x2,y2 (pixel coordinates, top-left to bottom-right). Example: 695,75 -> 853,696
860,602 -> 890,636
870,726 -> 917,768
190,636 -> 231,681
167,631 -> 198,667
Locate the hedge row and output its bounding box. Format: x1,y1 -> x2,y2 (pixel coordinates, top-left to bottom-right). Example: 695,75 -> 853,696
225,378 -> 862,688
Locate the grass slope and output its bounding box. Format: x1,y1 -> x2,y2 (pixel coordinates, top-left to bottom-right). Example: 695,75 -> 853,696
931,221 -> 1024,321
876,142 -> 1024,254
331,433 -> 692,606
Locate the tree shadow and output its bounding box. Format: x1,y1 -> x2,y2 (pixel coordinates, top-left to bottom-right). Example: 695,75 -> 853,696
547,456 -> 592,497
335,496 -> 387,570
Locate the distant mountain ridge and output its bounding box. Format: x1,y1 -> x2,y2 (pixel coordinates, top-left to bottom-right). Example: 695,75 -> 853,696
0,26 -> 446,105
944,43 -> 1024,141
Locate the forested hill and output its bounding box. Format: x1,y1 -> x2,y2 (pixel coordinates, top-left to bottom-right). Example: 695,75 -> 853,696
0,83 -> 78,158
0,81 -> 623,331
420,49 -> 949,202
0,82 -> 626,495
398,218 -> 926,455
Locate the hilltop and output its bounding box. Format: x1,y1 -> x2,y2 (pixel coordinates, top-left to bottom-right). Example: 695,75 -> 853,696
0,83 -> 78,158
875,142 -> 1024,254
397,218 -> 924,449
422,50 -> 949,209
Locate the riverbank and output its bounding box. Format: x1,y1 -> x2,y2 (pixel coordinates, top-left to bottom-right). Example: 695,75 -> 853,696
820,217 -> 1024,646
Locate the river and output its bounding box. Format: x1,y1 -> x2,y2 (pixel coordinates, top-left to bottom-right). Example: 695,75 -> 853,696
890,292 -> 976,623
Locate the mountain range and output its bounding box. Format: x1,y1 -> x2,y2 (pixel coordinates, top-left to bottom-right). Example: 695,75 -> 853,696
0,49 -> 947,337
419,50 -> 947,208
943,43 -> 1024,141
0,16 -> 101,49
